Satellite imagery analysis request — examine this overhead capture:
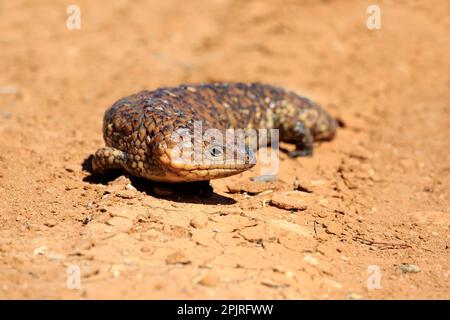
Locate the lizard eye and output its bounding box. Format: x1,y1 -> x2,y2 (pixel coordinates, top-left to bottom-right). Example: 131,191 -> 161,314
209,146 -> 223,157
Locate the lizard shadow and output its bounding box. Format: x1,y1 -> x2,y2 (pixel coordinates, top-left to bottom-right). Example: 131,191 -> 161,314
81,156 -> 236,205
129,177 -> 236,205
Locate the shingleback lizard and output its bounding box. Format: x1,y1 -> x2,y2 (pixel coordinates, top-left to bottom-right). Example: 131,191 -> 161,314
92,82 -> 337,182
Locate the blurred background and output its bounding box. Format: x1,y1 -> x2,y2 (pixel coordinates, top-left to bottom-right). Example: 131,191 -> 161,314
0,0 -> 449,299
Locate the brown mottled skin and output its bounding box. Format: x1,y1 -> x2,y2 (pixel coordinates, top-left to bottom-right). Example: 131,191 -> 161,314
92,82 -> 337,182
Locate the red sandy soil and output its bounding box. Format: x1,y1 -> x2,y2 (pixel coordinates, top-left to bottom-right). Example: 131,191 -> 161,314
0,0 -> 449,299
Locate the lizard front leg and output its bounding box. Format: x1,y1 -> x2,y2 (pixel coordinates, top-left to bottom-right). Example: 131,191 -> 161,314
286,121 -> 314,158
92,147 -> 127,172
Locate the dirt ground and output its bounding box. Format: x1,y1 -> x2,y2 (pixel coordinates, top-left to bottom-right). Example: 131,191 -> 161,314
0,0 -> 449,299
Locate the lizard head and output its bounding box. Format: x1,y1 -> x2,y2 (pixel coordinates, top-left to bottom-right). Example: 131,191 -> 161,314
157,128 -> 256,182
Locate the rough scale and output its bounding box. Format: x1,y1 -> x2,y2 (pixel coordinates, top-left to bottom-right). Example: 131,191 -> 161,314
92,82 -> 337,182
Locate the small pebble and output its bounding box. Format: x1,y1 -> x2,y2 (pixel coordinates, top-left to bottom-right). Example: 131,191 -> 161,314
197,272 -> 220,287
285,270 -> 295,278
44,220 -> 57,227
33,246 -> 48,255
166,251 -> 191,265
399,263 -> 420,273
190,216 -> 208,229
125,183 -> 136,191
323,278 -> 343,289
109,264 -> 126,277
272,265 -> 286,273
250,175 -> 277,183
270,193 -> 308,211
46,253 -> 65,261
347,292 -> 363,300
293,177 -> 313,193
303,254 -> 318,266
115,191 -> 135,199
64,165 -> 77,173
261,279 -> 289,288
227,182 -> 274,195
140,246 -> 152,253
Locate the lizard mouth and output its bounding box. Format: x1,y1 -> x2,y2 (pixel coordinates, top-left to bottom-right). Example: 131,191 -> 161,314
166,164 -> 254,181
189,166 -> 252,179
171,159 -> 254,170
159,145 -> 256,181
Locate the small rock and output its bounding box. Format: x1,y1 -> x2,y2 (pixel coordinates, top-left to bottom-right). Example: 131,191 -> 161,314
268,219 -> 312,238
190,216 -> 208,229
166,225 -> 191,238
293,177 -> 313,193
46,252 -> 65,261
106,176 -> 132,194
166,251 -> 191,265
140,246 -> 152,253
303,254 -> 318,266
97,207 -> 108,212
125,183 -> 136,191
109,264 -> 126,277
33,246 -> 48,255
399,263 -> 420,273
197,272 -> 220,287
64,165 -> 77,173
250,175 -> 277,183
212,207 -> 244,216
261,279 -> 289,288
400,159 -> 416,170
270,192 -> 308,211
324,222 -> 340,235
285,270 -> 295,278
309,179 -> 326,186
323,278 -> 343,289
115,190 -> 135,199
44,220 -> 57,227
227,181 -> 274,195
317,211 -> 328,218
347,292 -> 363,300
226,185 -> 242,194
272,265 -> 286,273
